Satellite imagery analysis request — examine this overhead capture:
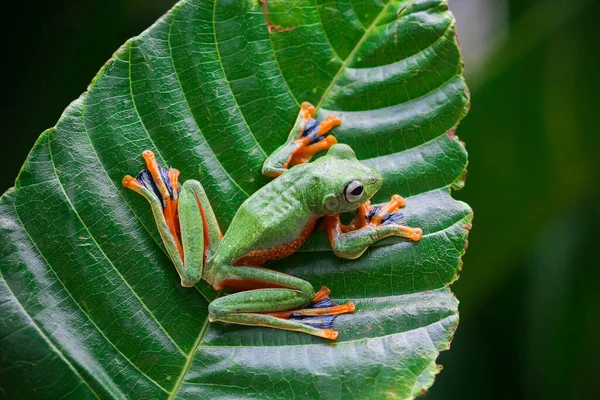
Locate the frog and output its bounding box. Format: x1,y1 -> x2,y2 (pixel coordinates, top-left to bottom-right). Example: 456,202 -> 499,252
122,102 -> 422,340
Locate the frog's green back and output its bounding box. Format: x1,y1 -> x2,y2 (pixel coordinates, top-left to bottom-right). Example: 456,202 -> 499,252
213,165 -> 318,264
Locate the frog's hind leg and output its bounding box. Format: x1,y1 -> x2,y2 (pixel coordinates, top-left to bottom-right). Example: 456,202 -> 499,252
209,267 -> 354,340
123,151 -> 185,267
176,180 -> 222,286
123,151 -> 181,246
123,151 -> 221,287
263,286 -> 354,330
312,286 -> 331,302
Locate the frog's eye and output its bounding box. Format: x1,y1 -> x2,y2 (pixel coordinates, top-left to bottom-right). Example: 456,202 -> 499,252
344,180 -> 364,202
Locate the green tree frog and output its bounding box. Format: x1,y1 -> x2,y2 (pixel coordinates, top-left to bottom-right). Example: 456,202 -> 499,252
122,102 -> 422,340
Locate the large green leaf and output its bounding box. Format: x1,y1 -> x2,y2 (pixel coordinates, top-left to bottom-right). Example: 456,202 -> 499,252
0,0 -> 470,398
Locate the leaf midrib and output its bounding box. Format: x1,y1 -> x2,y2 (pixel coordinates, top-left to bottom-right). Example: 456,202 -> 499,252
325,22 -> 457,111
168,316 -> 211,399
315,0 -> 394,111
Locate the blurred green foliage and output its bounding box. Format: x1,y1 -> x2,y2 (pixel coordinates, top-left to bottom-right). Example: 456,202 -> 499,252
432,0 -> 600,398
1,0 -> 598,398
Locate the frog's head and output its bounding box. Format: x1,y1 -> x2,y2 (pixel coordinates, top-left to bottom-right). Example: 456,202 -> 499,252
314,144 -> 383,214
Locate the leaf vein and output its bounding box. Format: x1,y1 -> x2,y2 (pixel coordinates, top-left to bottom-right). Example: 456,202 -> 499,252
45,131 -> 187,359
1,271 -> 102,400
166,4 -> 252,197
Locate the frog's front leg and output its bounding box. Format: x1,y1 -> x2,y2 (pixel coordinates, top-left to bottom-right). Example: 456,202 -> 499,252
122,151 -> 221,287
262,102 -> 341,177
208,265 -> 354,340
325,195 -> 423,259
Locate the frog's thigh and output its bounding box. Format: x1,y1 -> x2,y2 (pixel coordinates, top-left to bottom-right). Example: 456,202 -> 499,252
176,182 -> 205,286
210,266 -> 313,315
209,287 -> 309,317
212,265 -> 315,310
173,179 -> 224,286
180,180 -> 222,248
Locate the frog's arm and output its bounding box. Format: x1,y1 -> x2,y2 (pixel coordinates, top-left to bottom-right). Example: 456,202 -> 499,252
123,151 -> 221,287
325,195 -> 423,259
262,102 -> 341,178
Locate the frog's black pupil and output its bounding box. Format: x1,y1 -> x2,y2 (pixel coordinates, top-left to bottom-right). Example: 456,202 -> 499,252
344,180 -> 364,202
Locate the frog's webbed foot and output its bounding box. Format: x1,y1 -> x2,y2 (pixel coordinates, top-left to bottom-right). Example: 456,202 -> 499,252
289,103 -> 341,166
123,151 -> 183,252
262,286 -> 355,335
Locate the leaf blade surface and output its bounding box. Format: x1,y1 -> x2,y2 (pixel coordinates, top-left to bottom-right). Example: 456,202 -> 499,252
0,0 -> 471,398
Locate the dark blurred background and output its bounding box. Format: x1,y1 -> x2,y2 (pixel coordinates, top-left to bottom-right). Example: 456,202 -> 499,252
2,1 -> 598,399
